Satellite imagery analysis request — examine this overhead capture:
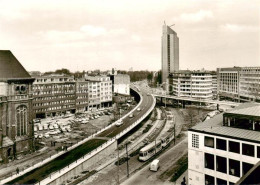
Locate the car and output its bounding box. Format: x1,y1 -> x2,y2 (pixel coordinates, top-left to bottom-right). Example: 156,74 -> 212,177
150,159 -> 160,171
44,133 -> 50,138
115,120 -> 123,127
137,108 -> 141,111
49,125 -> 54,130
33,119 -> 41,123
129,114 -> 134,118
38,134 -> 43,139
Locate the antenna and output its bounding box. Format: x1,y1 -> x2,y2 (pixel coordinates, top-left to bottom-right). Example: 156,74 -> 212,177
164,20 -> 166,25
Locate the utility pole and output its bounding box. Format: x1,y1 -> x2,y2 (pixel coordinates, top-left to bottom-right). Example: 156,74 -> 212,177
125,143 -> 129,178
117,139 -> 120,185
155,139 -> 157,154
174,123 -> 176,145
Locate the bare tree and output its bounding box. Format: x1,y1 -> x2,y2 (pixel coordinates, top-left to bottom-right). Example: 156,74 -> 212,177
186,108 -> 197,127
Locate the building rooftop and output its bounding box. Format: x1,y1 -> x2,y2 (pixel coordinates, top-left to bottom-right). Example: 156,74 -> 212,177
0,50 -> 32,81
225,103 -> 260,118
190,103 -> 260,143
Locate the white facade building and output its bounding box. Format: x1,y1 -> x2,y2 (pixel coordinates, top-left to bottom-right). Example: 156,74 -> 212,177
113,74 -> 130,95
188,103 -> 260,185
85,75 -> 112,109
168,70 -> 214,100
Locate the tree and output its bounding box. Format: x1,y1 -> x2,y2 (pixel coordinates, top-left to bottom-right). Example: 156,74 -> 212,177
186,108 -> 196,127
147,72 -> 153,83
55,68 -> 71,75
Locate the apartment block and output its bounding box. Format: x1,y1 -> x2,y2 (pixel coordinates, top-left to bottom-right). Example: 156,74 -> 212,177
188,103 -> 260,185
168,70 -> 214,100
85,75 -> 112,110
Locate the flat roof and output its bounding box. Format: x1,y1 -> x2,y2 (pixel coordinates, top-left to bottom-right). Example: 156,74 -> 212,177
190,112 -> 260,144
225,103 -> 260,118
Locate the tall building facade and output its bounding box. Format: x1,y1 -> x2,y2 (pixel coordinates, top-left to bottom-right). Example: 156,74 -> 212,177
161,24 -> 179,84
0,50 -> 35,163
32,74 -> 76,118
217,67 -> 260,102
188,103 -> 260,185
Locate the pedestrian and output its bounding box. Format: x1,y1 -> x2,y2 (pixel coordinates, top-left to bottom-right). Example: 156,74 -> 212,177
16,167 -> 19,174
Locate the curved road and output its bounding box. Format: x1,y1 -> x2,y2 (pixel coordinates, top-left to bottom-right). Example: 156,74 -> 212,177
98,90 -> 154,138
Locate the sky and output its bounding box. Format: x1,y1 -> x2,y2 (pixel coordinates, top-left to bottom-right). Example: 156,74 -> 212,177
0,0 -> 259,72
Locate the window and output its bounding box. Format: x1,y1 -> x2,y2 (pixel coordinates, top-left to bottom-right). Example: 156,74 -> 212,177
205,174 -> 215,185
229,141 -> 240,154
16,105 -> 28,136
258,146 -> 260,158
216,156 -> 227,173
229,159 -> 240,177
242,162 -> 253,175
192,134 -> 199,148
205,153 -> 214,170
205,136 -> 214,148
216,138 -> 226,151
217,178 -> 227,185
242,143 -> 255,157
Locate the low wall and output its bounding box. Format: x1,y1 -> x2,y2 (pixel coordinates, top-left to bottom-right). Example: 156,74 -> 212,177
48,140 -> 117,185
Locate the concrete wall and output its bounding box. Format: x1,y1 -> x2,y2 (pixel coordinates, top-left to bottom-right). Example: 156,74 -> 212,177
49,140 -> 117,185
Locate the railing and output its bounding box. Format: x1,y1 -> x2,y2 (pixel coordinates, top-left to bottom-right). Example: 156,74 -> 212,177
0,88 -> 146,185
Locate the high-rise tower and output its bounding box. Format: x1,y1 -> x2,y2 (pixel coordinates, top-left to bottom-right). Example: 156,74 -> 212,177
161,24 -> 179,84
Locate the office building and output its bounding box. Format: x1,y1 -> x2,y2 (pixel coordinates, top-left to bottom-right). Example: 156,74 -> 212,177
168,70 -> 214,100
32,74 -> 76,118
217,67 -> 260,102
188,103 -> 260,185
161,23 -> 179,84
0,50 -> 35,163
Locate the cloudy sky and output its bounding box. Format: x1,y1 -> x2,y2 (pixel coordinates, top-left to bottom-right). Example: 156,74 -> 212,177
0,0 -> 259,72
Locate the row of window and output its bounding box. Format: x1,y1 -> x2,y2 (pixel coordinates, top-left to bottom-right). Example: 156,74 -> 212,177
205,174 -> 234,185
33,99 -> 74,107
205,153 -> 254,178
205,136 -> 260,158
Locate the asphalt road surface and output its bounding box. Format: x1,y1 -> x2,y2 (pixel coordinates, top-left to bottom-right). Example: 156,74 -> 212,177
122,136 -> 188,185
98,91 -> 154,138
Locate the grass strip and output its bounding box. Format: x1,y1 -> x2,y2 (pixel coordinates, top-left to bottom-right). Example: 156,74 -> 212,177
7,139 -> 106,184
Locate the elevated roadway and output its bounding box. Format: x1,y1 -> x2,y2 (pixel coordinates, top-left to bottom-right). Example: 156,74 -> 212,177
153,94 -> 241,107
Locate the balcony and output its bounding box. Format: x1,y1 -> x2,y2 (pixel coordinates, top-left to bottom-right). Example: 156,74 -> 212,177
7,94 -> 33,101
